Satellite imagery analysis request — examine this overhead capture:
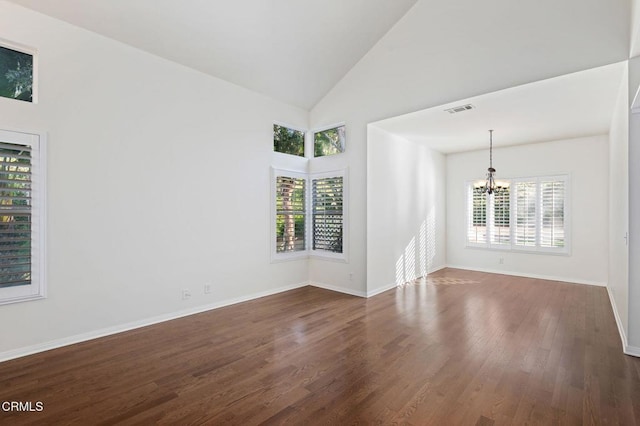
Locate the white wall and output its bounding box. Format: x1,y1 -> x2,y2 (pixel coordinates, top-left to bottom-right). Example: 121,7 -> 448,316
446,136 -> 609,285
366,126 -> 446,295
0,2 -> 309,359
309,0 -> 628,297
628,55 -> 640,351
608,64 -> 630,345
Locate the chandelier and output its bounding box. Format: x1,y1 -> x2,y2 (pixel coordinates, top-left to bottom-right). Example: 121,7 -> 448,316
482,129 -> 497,195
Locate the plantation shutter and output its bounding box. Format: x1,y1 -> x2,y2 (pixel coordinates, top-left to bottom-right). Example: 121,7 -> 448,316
275,176 -> 306,252
540,179 -> 565,248
467,184 -> 487,244
0,142 -> 32,288
514,181 -> 536,247
491,185 -> 510,245
312,176 -> 343,253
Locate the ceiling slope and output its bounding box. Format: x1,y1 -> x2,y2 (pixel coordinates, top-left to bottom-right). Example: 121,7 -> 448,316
311,0 -> 631,124
5,0 -> 417,109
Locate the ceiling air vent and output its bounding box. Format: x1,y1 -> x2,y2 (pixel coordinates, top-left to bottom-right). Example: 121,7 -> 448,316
444,104 -> 475,114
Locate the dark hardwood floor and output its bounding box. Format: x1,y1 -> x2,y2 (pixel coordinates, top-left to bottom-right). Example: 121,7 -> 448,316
1,268 -> 639,425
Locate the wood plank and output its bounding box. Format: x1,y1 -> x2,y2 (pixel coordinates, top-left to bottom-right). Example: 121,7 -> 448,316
0,269 -> 638,425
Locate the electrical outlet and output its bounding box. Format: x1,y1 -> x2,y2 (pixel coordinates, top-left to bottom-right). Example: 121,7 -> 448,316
182,289 -> 191,300
204,283 -> 212,294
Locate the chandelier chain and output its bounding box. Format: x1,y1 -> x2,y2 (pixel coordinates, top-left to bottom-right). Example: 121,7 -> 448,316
489,129 -> 493,169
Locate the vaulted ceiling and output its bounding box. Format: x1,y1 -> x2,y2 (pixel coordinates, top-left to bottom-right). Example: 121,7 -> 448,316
6,0 -> 633,151
5,0 -> 417,109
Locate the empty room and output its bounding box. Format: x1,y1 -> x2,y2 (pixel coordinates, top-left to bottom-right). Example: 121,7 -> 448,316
0,0 -> 639,424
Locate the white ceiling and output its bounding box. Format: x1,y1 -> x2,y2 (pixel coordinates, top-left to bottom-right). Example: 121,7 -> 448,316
6,0 -> 417,110
371,62 -> 625,154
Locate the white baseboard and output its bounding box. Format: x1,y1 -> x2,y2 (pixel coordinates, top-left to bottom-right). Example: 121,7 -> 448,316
624,345 -> 640,357
310,281 -> 367,298
428,264 -> 448,274
0,281 -> 309,363
445,264 -> 606,287
606,286 -> 640,358
366,282 -> 396,297
365,264 -> 448,297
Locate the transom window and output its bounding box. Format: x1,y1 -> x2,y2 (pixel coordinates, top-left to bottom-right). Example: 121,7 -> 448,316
314,125 -> 345,157
273,124 -> 305,157
0,43 -> 35,103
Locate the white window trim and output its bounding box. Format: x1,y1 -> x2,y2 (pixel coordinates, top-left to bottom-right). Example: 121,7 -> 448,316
311,122 -> 347,158
270,167 -> 348,263
310,169 -> 348,262
465,174 -> 570,255
465,180 -> 511,250
0,38 -> 38,104
0,128 -> 47,305
511,174 -> 571,255
272,122 -> 306,159
271,167 -> 308,263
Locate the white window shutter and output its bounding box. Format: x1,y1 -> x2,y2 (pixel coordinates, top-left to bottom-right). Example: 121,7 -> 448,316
514,181 -> 537,247
275,176 -> 306,253
312,176 -> 343,253
540,179 -> 566,248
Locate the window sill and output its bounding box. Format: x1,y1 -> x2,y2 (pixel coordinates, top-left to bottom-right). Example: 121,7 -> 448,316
464,244 -> 570,257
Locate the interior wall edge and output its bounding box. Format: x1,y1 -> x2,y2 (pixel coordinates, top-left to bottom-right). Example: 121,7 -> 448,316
606,286 -> 639,357
309,282 -> 367,298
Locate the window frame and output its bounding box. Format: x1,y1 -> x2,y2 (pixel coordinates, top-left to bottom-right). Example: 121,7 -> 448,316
271,168 -> 348,263
272,122 -> 306,158
310,169 -> 348,262
466,180 -> 511,250
465,174 -> 570,255
511,174 -> 571,255
271,168 -> 309,262
0,39 -> 38,104
312,122 -> 346,158
0,128 -> 47,305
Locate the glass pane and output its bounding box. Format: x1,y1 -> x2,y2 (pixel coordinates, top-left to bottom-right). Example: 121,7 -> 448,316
314,126 -> 345,157
468,183 -> 487,244
0,46 -> 33,102
491,184 -> 510,244
312,176 -> 343,253
540,180 -> 565,248
273,124 -> 304,157
515,182 -> 536,247
276,176 -> 305,253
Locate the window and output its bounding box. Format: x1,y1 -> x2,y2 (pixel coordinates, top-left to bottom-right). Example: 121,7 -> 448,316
275,174 -> 306,253
0,129 -> 46,305
272,169 -> 347,261
512,176 -> 568,251
467,182 -> 510,247
312,175 -> 344,253
0,43 -> 35,103
540,179 -> 566,248
513,181 -> 536,247
466,175 -> 568,253
314,125 -> 345,157
273,124 -> 304,157
468,183 -> 487,244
